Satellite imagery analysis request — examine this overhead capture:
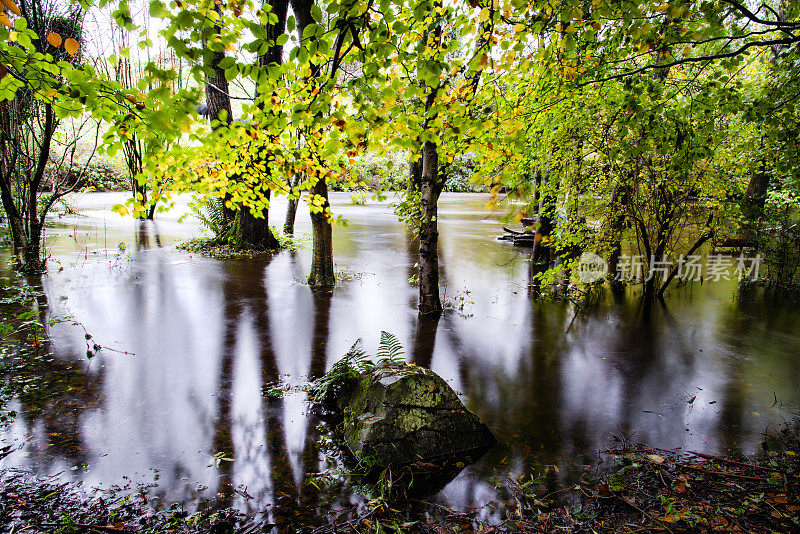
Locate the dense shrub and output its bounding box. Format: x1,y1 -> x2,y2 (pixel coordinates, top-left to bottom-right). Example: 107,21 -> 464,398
755,188 -> 800,292
42,158 -> 128,193
347,190 -> 369,205
337,151 -> 489,193
443,153 -> 489,193
338,151 -> 407,191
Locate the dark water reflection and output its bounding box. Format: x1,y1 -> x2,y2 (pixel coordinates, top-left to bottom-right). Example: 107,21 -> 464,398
1,192 -> 799,519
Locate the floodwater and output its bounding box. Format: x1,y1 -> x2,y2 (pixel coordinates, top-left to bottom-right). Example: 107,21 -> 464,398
1,192 -> 799,522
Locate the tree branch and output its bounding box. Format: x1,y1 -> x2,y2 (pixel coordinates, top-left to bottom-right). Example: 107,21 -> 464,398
581,38 -> 796,87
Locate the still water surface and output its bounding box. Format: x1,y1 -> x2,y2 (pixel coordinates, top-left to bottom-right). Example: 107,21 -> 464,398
1,192 -> 798,519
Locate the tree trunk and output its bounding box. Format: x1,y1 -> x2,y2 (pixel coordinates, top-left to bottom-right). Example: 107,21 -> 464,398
234,0 -> 290,251
1,100 -> 55,273
531,163 -> 553,265
0,177 -> 25,257
531,216 -> 553,264
407,157 -> 422,196
742,153 -> 769,222
607,184 -> 629,291
283,174 -> 300,235
21,222 -> 44,274
418,139 -> 442,315
203,5 -> 237,229
308,179 -> 335,288
633,217 -> 656,318
291,0 -> 335,286
532,165 -> 542,214
235,191 -> 277,250
204,32 -> 232,126
283,196 -> 299,235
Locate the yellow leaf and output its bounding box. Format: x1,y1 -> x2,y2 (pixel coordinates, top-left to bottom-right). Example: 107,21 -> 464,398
1,0 -> 21,17
647,454 -> 666,464
47,32 -> 62,47
0,12 -> 12,27
64,37 -> 80,56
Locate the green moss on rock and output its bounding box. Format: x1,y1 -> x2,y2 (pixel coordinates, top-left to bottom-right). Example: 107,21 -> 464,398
335,361 -> 496,466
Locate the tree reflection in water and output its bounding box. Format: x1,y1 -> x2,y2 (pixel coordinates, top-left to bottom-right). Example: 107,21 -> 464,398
0,193 -> 797,520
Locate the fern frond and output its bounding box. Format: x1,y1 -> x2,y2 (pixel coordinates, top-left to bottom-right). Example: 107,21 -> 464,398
310,339 -> 369,402
340,339 -> 369,370
196,197 -> 232,238
377,331 -> 404,363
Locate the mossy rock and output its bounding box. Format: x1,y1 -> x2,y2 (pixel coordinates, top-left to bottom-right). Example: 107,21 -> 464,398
335,361 -> 496,467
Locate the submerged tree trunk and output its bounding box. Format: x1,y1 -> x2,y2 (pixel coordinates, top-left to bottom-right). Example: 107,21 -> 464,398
418,138 -> 443,315
291,0 -> 335,287
308,179 -> 335,288
21,224 -> 44,273
0,102 -> 56,273
283,174 -> 300,235
528,164 -> 555,295
0,3 -> 87,274
531,163 -> 553,266
235,193 -> 277,250
203,5 -> 237,230
232,193 -> 278,250
234,0 -> 291,251
607,184 -> 629,291
201,2 -> 279,251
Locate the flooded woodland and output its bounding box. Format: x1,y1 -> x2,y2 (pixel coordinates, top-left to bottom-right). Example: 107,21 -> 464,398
2,0 -> 800,529
1,192 -> 798,527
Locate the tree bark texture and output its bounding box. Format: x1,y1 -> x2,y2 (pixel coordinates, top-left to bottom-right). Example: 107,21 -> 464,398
291,0 -> 336,287
283,174 -> 300,235
307,179 -> 335,288
418,139 -> 442,315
